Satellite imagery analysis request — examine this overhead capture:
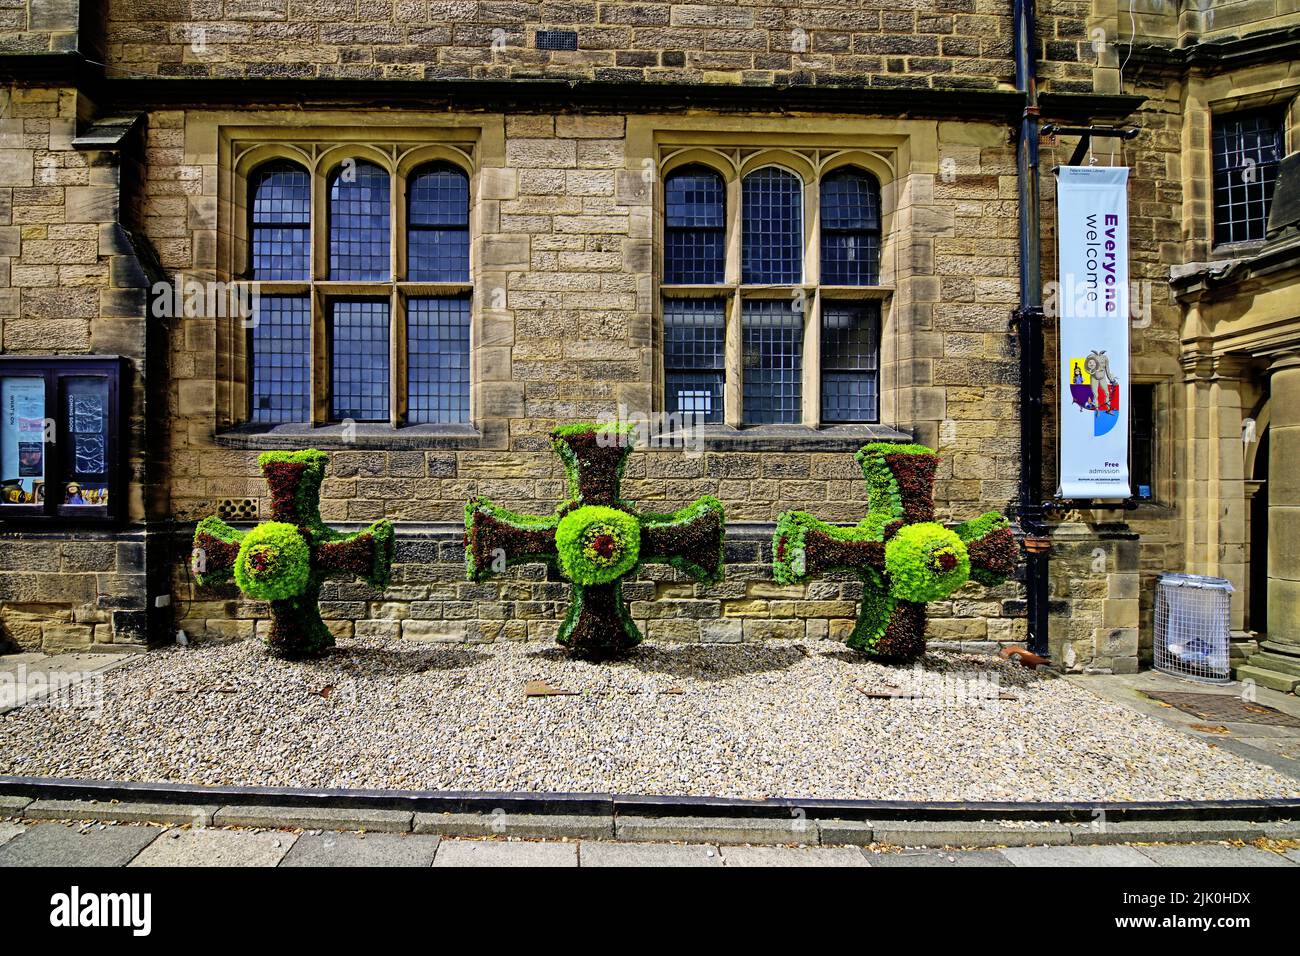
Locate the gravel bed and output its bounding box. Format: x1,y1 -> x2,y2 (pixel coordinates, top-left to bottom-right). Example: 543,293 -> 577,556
2,635 -> 1297,802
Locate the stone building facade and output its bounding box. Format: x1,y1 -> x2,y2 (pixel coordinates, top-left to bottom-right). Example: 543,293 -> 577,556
0,1 -> 1295,689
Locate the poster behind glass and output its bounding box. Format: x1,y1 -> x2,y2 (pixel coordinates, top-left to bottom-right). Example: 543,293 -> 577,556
1,376 -> 46,506
62,377 -> 110,507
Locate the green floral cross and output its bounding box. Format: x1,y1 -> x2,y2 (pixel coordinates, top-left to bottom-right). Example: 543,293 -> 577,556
773,443 -> 1018,661
191,450 -> 395,659
465,422 -> 725,661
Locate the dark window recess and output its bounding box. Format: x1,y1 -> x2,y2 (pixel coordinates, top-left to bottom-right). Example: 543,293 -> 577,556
250,161 -> 311,280
664,297 -> 726,424
249,295 -> 311,425
820,167 -> 881,286
743,298 -> 803,424
742,167 -> 803,285
408,163 -> 470,282
1131,383 -> 1155,500
407,295 -> 471,424
536,29 -> 578,51
821,301 -> 880,423
1212,110 -> 1284,245
330,299 -> 390,422
0,356 -> 123,523
329,161 -> 391,281
664,165 -> 726,285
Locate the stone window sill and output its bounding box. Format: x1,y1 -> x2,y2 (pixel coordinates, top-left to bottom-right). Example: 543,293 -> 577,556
653,423 -> 912,453
214,422 -> 485,451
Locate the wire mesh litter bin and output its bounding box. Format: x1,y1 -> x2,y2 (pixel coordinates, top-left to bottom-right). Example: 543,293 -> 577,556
1153,573 -> 1233,684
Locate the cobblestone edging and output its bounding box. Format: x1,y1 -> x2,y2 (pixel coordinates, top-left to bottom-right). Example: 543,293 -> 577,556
2,781 -> 1297,849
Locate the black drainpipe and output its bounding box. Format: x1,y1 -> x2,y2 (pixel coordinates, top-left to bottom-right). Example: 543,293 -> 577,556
1013,0 -> 1051,658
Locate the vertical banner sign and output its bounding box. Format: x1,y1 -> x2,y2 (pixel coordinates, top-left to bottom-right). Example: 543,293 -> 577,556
1056,166 -> 1131,499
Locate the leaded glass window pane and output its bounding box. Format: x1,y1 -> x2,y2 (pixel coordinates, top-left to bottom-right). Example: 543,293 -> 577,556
330,299 -> 390,421
742,298 -> 803,424
665,166 -> 725,284
742,167 -> 803,284
250,295 -> 311,424
821,301 -> 880,423
250,162 -> 310,281
664,297 -> 726,424
407,295 -> 470,424
408,163 -> 470,282
820,168 -> 881,285
1213,110 -> 1284,245
329,161 -> 391,281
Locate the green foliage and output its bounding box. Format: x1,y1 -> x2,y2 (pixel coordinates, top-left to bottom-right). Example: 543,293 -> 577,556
466,421 -> 727,660
556,505 -> 641,585
772,510 -> 880,584
955,512 -> 1009,542
233,521 -> 312,602
884,521 -> 970,603
846,588 -> 898,655
363,519 -> 395,590
464,496 -> 561,580
640,495 -> 726,583
192,515 -> 241,586
191,450 -> 396,660
856,441 -> 934,523
956,511 -> 1015,587
772,441 -> 1016,663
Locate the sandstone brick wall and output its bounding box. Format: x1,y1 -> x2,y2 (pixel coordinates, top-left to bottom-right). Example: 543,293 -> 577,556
0,532 -> 150,650
99,0 -> 1061,90
0,85 -> 159,653
5,1 -> 1295,664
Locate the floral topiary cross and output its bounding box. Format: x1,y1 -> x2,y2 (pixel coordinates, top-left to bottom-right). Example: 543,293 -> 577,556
191,450 -> 395,659
773,443 -> 1018,661
465,422 -> 725,661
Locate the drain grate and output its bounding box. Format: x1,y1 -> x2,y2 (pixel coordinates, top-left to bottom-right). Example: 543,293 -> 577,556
1144,690 -> 1300,727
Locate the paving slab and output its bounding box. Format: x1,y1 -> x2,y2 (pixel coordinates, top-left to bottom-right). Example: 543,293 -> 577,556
280,832 -> 440,867
129,828 -> 296,867
414,812 -> 612,840
579,841 -> 722,867
1135,844 -> 1297,867
616,815 -> 814,846
24,799 -> 217,827
1285,848 -> 1300,865
871,821 -> 1072,848
0,822 -> 26,847
0,795 -> 32,817
433,839 -> 578,867
1001,845 -> 1158,867
0,652 -> 135,713
721,846 -> 867,867
864,848 -> 1013,867
0,822 -> 162,867
213,805 -> 412,833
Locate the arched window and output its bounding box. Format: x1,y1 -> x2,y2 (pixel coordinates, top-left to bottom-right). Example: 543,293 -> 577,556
407,162 -> 470,282
328,160 -> 390,281
820,167 -> 881,285
742,166 -> 802,284
248,162 -> 311,423
249,161 -> 310,280
664,165 -> 725,284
